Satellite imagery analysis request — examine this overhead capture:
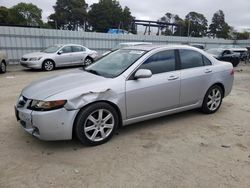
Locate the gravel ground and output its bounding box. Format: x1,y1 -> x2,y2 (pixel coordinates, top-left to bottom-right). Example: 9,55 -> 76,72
0,64 -> 250,188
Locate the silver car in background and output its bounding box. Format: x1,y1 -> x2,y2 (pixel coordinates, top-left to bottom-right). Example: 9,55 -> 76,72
20,44 -> 98,71
15,45 -> 234,146
0,50 -> 8,73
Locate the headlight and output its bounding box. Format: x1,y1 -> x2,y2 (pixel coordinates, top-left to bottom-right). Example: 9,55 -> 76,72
29,57 -> 43,61
28,99 -> 67,111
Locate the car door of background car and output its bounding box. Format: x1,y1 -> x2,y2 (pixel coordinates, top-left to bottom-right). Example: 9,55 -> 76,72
71,46 -> 88,65
179,49 -> 213,106
125,50 -> 181,119
54,46 -> 74,66
220,50 -> 233,62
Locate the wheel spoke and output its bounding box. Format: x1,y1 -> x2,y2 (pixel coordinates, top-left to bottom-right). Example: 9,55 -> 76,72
207,100 -> 213,106
85,125 -> 96,132
88,115 -> 97,124
104,123 -> 114,129
90,130 -> 98,141
103,113 -> 112,123
98,109 -> 103,120
100,129 -> 106,139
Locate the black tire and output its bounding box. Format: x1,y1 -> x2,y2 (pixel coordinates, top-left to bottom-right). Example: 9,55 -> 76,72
42,60 -> 55,71
84,57 -> 93,66
74,102 -> 119,146
201,85 -> 223,114
0,61 -> 6,73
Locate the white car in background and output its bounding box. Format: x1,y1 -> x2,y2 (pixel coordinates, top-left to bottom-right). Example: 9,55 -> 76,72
0,50 -> 8,73
102,42 -> 152,56
20,44 -> 98,71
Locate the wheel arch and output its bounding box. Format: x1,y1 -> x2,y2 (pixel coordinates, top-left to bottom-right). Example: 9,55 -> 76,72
1,59 -> 6,65
72,100 -> 123,138
209,82 -> 225,98
85,56 -> 93,61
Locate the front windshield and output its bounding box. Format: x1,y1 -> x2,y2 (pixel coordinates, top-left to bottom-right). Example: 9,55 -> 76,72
85,49 -> 146,78
42,45 -> 62,53
206,49 -> 222,56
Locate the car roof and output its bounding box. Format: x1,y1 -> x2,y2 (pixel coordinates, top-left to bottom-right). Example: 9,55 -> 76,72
119,42 -> 152,45
123,44 -> 200,52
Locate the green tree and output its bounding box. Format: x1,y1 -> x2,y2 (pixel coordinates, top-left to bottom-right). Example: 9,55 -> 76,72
185,11 -> 208,37
10,3 -> 43,26
209,10 -> 231,39
158,12 -> 175,35
49,0 -> 88,30
88,0 -> 134,33
0,6 -> 12,24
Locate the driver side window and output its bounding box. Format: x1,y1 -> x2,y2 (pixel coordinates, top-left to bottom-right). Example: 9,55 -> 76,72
61,46 -> 72,54
140,50 -> 176,74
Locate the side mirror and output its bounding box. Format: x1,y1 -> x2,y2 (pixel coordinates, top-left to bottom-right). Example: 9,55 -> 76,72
134,69 -> 152,79
57,50 -> 63,55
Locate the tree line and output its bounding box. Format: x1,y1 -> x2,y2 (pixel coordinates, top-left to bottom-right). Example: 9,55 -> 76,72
0,0 -> 249,39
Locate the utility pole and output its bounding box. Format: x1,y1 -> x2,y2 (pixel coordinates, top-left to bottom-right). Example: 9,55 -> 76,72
187,20 -> 190,37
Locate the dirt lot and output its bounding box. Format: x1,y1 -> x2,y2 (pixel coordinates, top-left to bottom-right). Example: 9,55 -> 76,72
0,64 -> 250,188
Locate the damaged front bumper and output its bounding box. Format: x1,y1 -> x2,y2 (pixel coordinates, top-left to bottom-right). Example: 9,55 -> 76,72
15,105 -> 79,141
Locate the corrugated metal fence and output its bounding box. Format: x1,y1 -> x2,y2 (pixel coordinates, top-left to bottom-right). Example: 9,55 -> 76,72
0,26 -> 249,63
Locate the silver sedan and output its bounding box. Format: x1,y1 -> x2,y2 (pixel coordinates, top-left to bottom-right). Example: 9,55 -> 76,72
20,44 -> 98,71
15,45 -> 234,145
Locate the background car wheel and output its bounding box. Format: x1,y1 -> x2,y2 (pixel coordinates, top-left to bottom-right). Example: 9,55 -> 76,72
201,85 -> 223,114
84,57 -> 93,66
0,61 -> 6,73
42,60 -> 55,71
75,102 -> 119,146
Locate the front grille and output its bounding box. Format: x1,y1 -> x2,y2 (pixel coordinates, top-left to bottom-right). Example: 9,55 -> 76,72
21,58 -> 28,61
17,96 -> 28,108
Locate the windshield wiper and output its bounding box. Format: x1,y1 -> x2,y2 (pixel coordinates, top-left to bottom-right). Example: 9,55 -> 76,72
85,69 -> 100,76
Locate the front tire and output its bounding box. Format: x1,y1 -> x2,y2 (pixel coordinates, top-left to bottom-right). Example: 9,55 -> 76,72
75,102 -> 119,146
201,85 -> 223,114
42,60 -> 55,71
0,61 -> 6,73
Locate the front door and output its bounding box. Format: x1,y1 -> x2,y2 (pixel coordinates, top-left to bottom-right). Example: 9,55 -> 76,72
126,50 -> 180,118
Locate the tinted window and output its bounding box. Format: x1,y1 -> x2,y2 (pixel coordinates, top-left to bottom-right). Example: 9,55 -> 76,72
72,46 -> 84,52
61,46 -> 72,53
203,56 -> 212,66
140,50 -> 176,74
179,49 -> 203,69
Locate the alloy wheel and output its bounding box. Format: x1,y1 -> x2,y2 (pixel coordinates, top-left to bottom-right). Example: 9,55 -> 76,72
84,109 -> 114,142
207,88 -> 222,111
84,58 -> 92,66
44,61 -> 54,71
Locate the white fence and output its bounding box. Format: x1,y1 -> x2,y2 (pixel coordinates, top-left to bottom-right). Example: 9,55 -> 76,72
0,26 -> 249,63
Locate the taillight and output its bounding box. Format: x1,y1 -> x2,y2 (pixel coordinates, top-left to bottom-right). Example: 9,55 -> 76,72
230,69 -> 234,75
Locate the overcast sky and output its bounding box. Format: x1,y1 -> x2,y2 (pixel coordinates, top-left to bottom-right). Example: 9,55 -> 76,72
1,0 -> 250,31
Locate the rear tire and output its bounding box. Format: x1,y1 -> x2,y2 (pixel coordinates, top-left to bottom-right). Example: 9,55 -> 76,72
84,57 -> 93,66
0,61 -> 6,73
74,102 -> 119,146
42,60 -> 55,71
201,85 -> 223,114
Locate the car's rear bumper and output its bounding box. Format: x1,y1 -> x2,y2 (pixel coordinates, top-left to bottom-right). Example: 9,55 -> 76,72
15,105 -> 78,141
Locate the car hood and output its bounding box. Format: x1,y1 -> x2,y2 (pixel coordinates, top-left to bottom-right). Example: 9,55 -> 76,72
22,70 -> 108,100
22,52 -> 48,58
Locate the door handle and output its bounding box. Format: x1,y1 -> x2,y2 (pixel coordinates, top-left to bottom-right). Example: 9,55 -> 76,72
168,75 -> 179,81
204,69 -> 212,73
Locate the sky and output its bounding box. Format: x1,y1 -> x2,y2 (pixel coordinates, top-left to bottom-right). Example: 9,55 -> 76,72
1,0 -> 250,32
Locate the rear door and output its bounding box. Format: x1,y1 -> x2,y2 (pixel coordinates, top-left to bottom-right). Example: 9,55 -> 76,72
178,49 -> 213,106
125,50 -> 181,118
71,46 -> 88,65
